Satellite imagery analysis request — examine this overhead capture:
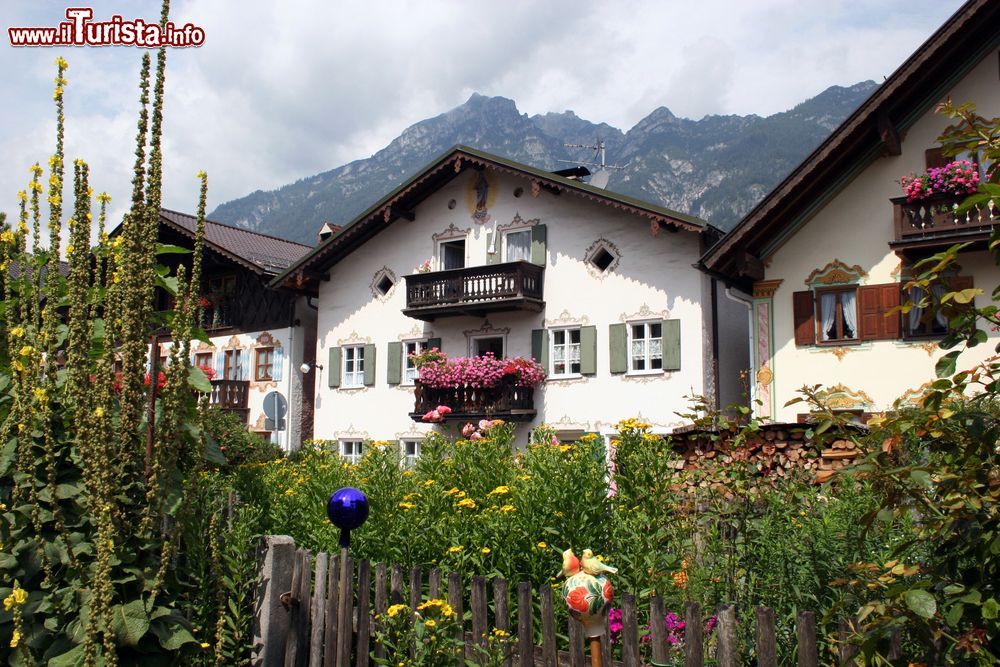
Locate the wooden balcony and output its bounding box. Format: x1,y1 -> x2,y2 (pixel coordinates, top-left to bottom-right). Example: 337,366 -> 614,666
210,378 -> 250,424
403,261 -> 544,321
410,380 -> 536,423
891,193 -> 997,249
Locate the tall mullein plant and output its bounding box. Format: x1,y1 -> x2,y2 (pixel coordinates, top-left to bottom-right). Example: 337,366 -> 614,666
0,9 -> 214,667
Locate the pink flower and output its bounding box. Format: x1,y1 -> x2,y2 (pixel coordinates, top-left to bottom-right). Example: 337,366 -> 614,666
478,419 -> 492,431
462,423 -> 476,437
550,435 -> 559,446
436,405 -> 452,415
469,432 -> 483,441
422,410 -> 442,423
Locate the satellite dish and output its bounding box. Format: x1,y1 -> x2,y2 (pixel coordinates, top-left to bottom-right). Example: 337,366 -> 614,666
263,391 -> 288,431
589,169 -> 611,189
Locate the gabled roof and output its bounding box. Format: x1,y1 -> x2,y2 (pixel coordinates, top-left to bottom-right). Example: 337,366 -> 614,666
699,0 -> 1000,287
271,145 -> 706,291
157,208 -> 311,276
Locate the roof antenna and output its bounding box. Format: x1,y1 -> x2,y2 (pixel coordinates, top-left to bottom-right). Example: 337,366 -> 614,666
557,139 -> 628,189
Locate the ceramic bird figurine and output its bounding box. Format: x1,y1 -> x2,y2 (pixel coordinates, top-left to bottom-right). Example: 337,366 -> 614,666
561,548 -> 581,578
563,548 -> 617,639
581,549 -> 618,576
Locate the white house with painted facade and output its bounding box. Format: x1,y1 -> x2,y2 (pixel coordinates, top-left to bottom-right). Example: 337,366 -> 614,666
700,0 -> 1000,421
145,209 -> 317,451
274,146 -> 749,458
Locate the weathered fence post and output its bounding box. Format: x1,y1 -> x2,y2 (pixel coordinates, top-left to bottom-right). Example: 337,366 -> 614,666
622,593 -> 639,667
716,604 -> 737,667
839,617 -> 859,666
390,564 -> 404,606
356,559 -> 372,667
448,571 -> 464,643
252,535 -> 296,667
410,567 -> 423,610
307,552 -> 328,667
685,601 -> 703,667
471,576 -> 489,648
568,613 -> 585,667
335,551 -> 353,667
540,584 -> 557,667
649,596 -> 668,666
494,578 -> 511,667
756,606 -> 777,667
517,581 -> 533,667
796,610 -> 818,667
373,563 -> 387,663
323,552 -> 340,667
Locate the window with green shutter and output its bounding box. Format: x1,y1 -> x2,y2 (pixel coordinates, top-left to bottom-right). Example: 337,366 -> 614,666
328,347 -> 342,388
610,319 -> 680,374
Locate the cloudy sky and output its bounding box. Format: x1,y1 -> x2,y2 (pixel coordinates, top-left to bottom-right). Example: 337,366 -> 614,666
0,1 -> 963,229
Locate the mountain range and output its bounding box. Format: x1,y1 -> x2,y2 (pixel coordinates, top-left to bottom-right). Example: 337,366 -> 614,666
209,81 -> 878,244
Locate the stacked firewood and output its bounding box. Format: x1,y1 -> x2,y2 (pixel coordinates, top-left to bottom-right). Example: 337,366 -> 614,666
666,424 -> 864,486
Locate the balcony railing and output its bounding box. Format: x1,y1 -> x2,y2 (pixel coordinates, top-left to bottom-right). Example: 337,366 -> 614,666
199,300 -> 238,331
410,379 -> 536,422
892,193 -> 997,246
403,261 -> 544,321
210,378 -> 250,424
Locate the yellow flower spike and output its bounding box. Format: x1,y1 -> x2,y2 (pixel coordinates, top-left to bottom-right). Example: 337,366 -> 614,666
55,56 -> 69,69
196,170 -> 207,179
10,629 -> 20,648
65,245 -> 74,255
17,191 -> 27,202
0,231 -> 14,244
94,407 -> 104,418
33,388 -> 48,403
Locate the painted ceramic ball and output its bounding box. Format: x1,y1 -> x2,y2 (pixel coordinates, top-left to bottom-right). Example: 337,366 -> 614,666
563,571 -> 614,637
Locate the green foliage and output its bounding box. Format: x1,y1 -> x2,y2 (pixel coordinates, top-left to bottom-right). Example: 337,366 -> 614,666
202,406 -> 283,468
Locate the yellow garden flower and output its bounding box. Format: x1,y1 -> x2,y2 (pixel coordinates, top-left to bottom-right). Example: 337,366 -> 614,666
424,619 -> 437,629
500,505 -> 516,513
32,388 -> 48,403
536,542 -> 547,549
448,545 -> 463,554
9,327 -> 24,338
488,486 -> 510,496
94,407 -> 104,418
386,603 -> 408,618
54,56 -> 69,69
19,345 -> 33,357
480,547 -> 491,555
398,501 -> 415,510
9,629 -> 20,648
0,231 -> 14,244
455,498 -> 476,509
200,642 -> 210,649
4,586 -> 27,611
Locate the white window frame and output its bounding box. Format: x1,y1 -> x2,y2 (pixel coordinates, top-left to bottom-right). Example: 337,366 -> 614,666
437,238 -> 466,270
342,345 -> 365,388
503,228 -> 532,263
550,327 -> 582,379
402,339 -> 429,385
400,439 -> 421,468
627,320 -> 663,374
468,334 -> 506,359
339,439 -> 365,465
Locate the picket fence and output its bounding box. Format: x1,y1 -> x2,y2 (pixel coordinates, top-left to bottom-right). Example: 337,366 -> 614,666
251,536 -> 892,667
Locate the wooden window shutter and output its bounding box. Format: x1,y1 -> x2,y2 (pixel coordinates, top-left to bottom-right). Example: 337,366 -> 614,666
426,337 -> 442,352
661,319 -> 681,371
531,329 -> 549,372
609,323 -> 627,374
272,347 -> 283,381
386,341 -> 402,385
880,284 -> 901,339
792,291 -> 815,346
858,286 -> 881,341
362,344 -> 376,386
328,347 -> 341,388
924,147 -> 948,169
860,284 -> 902,340
579,325 -> 597,375
531,224 -> 547,266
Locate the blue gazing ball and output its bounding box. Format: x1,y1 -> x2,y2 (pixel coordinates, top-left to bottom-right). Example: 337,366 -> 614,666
327,487 -> 369,530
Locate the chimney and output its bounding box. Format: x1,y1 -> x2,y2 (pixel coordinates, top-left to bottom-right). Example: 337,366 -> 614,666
318,222 -> 342,243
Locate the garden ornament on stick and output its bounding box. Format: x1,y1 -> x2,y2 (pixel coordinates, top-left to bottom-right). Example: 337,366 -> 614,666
562,548 -> 616,667
326,486 -> 369,549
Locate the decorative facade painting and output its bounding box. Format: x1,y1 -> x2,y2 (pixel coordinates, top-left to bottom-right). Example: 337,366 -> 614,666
467,169 -> 495,224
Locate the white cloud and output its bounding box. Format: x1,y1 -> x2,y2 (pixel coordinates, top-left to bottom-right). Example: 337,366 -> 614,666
0,0 -> 965,229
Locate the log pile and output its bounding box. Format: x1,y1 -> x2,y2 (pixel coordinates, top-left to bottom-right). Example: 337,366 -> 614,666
667,423 -> 865,486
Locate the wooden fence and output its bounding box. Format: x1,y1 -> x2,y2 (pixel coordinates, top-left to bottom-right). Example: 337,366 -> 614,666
252,536 -> 894,667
